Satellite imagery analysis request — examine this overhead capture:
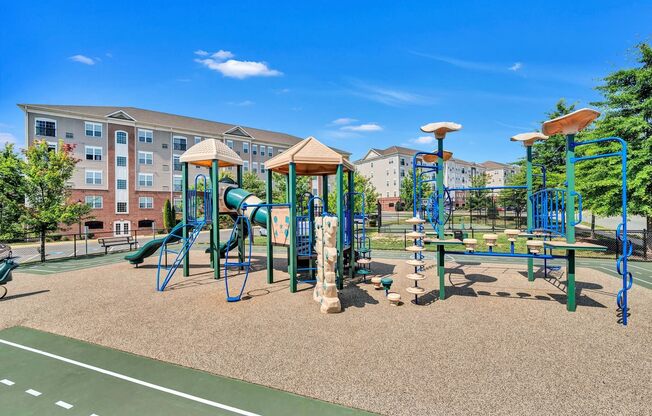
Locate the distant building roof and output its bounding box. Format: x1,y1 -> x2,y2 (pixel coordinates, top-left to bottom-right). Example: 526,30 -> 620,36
18,104 -> 351,156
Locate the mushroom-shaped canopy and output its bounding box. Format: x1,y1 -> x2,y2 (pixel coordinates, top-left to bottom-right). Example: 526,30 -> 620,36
542,108 -> 600,136
180,138 -> 243,168
422,150 -> 453,163
420,122 -> 462,139
510,132 -> 548,147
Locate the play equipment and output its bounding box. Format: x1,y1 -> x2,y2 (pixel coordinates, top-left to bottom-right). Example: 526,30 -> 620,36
0,259 -> 18,300
348,192 -> 374,281
406,109 -> 634,326
142,136 -> 356,310
313,216 -> 342,313
223,215 -> 253,302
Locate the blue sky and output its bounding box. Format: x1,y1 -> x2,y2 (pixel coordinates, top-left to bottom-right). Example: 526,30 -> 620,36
1,1 -> 650,162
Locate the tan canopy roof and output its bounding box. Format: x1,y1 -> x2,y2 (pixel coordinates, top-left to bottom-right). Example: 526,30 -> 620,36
420,122 -> 463,139
179,138 -> 243,168
542,108 -> 600,136
265,136 -> 355,175
510,132 -> 548,147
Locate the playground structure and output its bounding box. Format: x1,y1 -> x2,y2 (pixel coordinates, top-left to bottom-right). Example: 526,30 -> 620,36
405,109 -> 634,325
126,136 -> 376,304
0,258 -> 18,299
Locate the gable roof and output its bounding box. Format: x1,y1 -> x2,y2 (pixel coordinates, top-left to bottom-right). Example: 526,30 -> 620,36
480,161 -> 513,170
265,136 -> 355,175
18,104 -> 351,156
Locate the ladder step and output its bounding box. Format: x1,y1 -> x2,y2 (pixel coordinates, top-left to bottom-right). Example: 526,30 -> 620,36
356,269 -> 372,275
227,296 -> 242,302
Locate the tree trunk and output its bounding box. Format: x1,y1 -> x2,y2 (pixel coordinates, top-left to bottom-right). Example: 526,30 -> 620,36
647,216 -> 652,257
40,228 -> 46,263
590,213 -> 596,239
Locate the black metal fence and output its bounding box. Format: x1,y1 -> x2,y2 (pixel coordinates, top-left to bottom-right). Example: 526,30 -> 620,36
1,228 -> 171,264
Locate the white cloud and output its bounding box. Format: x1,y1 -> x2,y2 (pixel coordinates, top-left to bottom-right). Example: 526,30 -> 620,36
227,100 -> 255,106
195,50 -> 282,79
0,132 -> 18,144
69,54 -> 96,65
194,50 -> 209,56
105,52 -> 113,58
212,50 -> 234,60
349,81 -> 430,106
331,117 -> 357,125
341,123 -> 383,132
509,62 -> 523,71
411,136 -> 436,145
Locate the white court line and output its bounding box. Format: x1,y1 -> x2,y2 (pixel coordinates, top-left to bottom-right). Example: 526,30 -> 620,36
25,388 -> 41,396
598,266 -> 652,285
55,400 -> 73,409
0,339 -> 261,416
0,379 -> 15,386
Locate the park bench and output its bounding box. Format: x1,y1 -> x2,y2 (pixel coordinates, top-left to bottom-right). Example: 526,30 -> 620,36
97,236 -> 137,254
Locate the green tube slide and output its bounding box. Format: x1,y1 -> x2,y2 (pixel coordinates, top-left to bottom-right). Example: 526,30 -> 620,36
125,227 -> 183,265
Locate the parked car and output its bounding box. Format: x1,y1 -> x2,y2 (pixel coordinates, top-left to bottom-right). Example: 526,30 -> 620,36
0,243 -> 12,261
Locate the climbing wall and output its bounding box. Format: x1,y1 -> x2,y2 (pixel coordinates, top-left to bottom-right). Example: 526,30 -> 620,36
313,216 -> 341,314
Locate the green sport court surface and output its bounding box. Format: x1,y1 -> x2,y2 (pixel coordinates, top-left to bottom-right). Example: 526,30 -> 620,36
0,327 -> 373,416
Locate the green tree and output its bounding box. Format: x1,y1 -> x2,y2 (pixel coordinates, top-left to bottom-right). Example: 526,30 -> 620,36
399,169 -> 432,211
163,199 -> 174,232
271,172 -> 312,203
22,141 -> 91,262
0,143 -> 26,239
499,169 -> 528,228
468,174 -> 490,215
242,171 -> 266,199
576,43 -> 652,231
327,173 -> 379,214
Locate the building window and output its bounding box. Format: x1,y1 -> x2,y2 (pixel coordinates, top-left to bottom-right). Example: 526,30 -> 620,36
65,132 -> 73,139
85,146 -> 102,161
226,140 -> 234,149
139,197 -> 154,209
400,169 -> 405,177
194,136 -> 202,145
400,158 -> 405,166
371,162 -> 374,168
35,118 -> 56,137
243,142 -> 249,154
173,197 -> 183,211
85,122 -> 102,137
268,146 -> 273,155
260,145 -> 266,156
252,144 -> 258,155
173,175 -> 182,192
243,161 -> 249,172
278,149 -> 282,154
85,195 -> 103,209
116,179 -> 127,190
252,162 -> 258,173
116,202 -> 128,213
138,173 -> 153,187
173,155 -> 182,171
138,151 -> 153,165
173,136 -> 187,151
116,131 -> 127,144
138,129 -> 153,143
85,170 -> 102,185
116,156 -> 127,167
85,220 -> 104,230
260,163 -> 265,173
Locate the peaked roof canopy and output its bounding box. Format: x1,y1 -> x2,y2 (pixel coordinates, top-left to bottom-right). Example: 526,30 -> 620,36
179,138 -> 243,168
265,136 -> 355,175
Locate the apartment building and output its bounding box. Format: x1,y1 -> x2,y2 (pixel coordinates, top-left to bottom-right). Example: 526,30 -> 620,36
355,145 -> 518,210
19,104 -> 343,235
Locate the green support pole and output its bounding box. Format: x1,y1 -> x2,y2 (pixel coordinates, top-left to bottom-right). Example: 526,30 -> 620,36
437,138 -> 446,300
526,145 -> 534,281
208,167 -> 214,269
266,168 -> 274,284
567,249 -> 576,311
288,163 -> 297,293
322,175 -> 329,212
565,133 -> 576,311
211,160 -> 220,280
336,164 -> 344,290
347,170 -> 355,279
182,162 -> 189,277
236,165 -> 244,270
